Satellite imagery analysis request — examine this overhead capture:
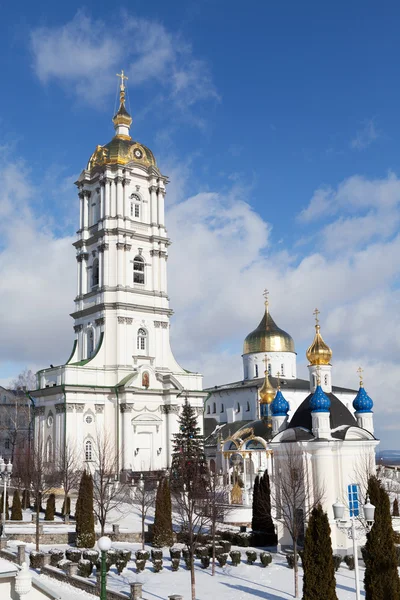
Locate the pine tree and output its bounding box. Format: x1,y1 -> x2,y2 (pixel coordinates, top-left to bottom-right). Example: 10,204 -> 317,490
302,504 -> 338,600
10,490 -> 22,521
364,476 -> 400,599
45,493 -> 56,521
393,497 -> 399,517
251,475 -> 261,531
259,471 -> 277,545
76,471 -> 95,548
153,478 -> 173,547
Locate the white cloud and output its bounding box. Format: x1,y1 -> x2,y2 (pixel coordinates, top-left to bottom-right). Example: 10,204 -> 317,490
30,11 -> 218,117
351,118 -> 379,150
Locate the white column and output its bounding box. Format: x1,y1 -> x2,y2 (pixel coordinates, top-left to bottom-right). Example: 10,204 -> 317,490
79,194 -> 84,230
110,180 -> 116,217
150,186 -> 157,224
122,407 -> 133,471
116,177 -> 123,217
117,243 -> 124,286
83,194 -> 89,229
104,181 -> 110,217
157,188 -> 165,226
122,178 -> 130,219
76,257 -> 82,297
100,183 -> 105,219
98,250 -> 104,288
81,256 -> 88,295
125,245 -> 131,287
103,244 -> 109,287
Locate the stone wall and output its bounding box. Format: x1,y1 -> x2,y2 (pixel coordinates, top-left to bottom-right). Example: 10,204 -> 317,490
4,531 -> 141,545
42,565 -> 129,600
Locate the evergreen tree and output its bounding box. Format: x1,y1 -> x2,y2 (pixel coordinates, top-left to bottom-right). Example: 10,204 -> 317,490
45,493 -> 56,521
393,497 -> 399,517
153,477 -> 173,547
364,476 -> 400,599
251,475 -> 261,531
10,490 -> 22,521
302,504 -> 338,600
76,471 -> 95,548
171,400 -> 208,492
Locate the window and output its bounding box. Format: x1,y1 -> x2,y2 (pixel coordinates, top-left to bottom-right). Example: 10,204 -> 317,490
324,374 -> 329,386
85,415 -> 93,424
236,403 -> 240,413
268,363 -> 272,376
87,329 -> 95,358
221,404 -> 224,413
137,328 -> 147,352
280,364 -> 284,376
130,194 -> 141,220
46,437 -> 52,462
255,364 -> 259,378
92,259 -> 99,288
4,439 -> 9,450
246,401 -> 250,412
207,405 -> 210,414
85,440 -> 92,462
133,255 -> 145,284
212,402 -> 216,414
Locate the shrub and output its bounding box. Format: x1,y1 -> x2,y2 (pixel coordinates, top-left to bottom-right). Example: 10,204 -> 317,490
230,550 -> 241,566
78,559 -> 92,577
182,548 -> 190,561
151,549 -> 163,561
116,559 -> 127,574
95,557 -> 113,573
153,559 -> 163,572
30,551 -> 45,569
246,550 -> 257,565
171,558 -> 180,571
207,544 -> 214,557
169,547 -> 181,560
395,545 -> 400,567
200,556 -> 210,569
49,549 -> 64,566
75,471 -> 95,548
153,478 -> 173,548
333,554 -> 343,571
117,549 -> 131,563
344,555 -> 355,570
135,550 -> 150,561
82,550 -> 99,565
196,546 -> 208,559
217,553 -> 228,567
11,490 -> 22,521
360,546 -> 368,563
65,549 -> 81,563
106,549 -> 118,565
136,559 -> 146,573
45,494 -> 56,521
220,540 -> 232,553
58,559 -> 72,572
286,553 -> 298,569
260,551 -> 272,567
236,532 -> 251,547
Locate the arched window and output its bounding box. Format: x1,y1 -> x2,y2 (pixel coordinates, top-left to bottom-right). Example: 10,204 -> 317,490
207,405 -> 210,414
268,363 -> 272,375
324,374 -> 329,386
137,328 -> 147,352
87,329 -> 94,358
236,403 -> 240,413
221,404 -> 224,413
280,364 -> 285,376
255,364 -> 259,378
46,436 -> 53,463
246,401 -> 250,412
130,194 -> 141,219
133,255 -> 145,284
92,259 -> 99,288
212,402 -> 216,414
85,440 -> 92,461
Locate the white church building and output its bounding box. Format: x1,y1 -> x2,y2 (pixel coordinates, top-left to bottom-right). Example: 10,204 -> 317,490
31,73 -> 207,477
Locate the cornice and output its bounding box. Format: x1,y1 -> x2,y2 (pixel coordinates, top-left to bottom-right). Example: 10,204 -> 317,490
70,301 -> 173,320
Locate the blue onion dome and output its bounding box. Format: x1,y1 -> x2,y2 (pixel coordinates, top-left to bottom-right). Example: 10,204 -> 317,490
353,385 -> 373,413
271,389 -> 289,417
309,385 -> 331,412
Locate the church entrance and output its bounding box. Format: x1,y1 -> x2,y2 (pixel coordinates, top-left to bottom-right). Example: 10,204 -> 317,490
135,432 -> 152,471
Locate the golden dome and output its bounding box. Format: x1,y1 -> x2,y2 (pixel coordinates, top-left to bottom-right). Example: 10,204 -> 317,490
259,368 -> 275,404
306,321 -> 332,366
243,299 -> 295,355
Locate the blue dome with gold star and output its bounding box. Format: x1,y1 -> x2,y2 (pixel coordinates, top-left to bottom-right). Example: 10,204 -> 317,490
271,390 -> 289,417
309,384 -> 331,412
353,385 -> 373,413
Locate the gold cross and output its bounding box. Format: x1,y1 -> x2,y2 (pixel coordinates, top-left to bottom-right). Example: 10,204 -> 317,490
116,70 -> 128,88
357,366 -> 364,386
276,371 -> 281,389
313,308 -> 320,325
263,354 -> 269,367
263,289 -> 269,303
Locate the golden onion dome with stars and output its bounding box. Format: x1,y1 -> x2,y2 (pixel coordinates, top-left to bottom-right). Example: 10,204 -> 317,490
87,70 -> 157,171
243,291 -> 295,355
306,308 -> 333,366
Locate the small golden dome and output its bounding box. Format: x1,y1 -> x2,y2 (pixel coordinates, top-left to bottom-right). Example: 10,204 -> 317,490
243,297 -> 295,355
306,321 -> 332,366
259,369 -> 275,404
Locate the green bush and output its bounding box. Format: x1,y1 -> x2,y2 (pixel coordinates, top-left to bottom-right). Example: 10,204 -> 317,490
171,558 -> 180,571
45,494 -> 56,521
220,540 -> 232,553
230,550 -> 241,566
217,553 -> 228,567
286,553 -> 298,569
117,549 -> 131,563
75,471 -> 95,548
78,559 -> 92,577
151,549 -> 163,561
49,549 -> 64,566
135,550 -> 150,561
58,559 -> 72,572
169,547 -> 181,560
195,546 -> 208,559
260,551 -> 272,567
395,545 -> 400,567
246,550 -> 257,565
153,559 -> 163,572
333,554 -> 343,571
82,550 -> 99,565
136,559 -> 146,573
115,559 -> 126,574
65,549 -> 81,563
236,532 -> 251,547
360,546 -> 368,563
11,490 -> 22,521
30,551 -> 45,569
344,555 -> 355,570
215,545 -> 224,557
106,549 -> 118,565
200,556 -> 210,569
182,548 -> 190,561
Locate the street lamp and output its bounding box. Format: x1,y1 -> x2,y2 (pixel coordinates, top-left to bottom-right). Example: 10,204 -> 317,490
97,535 -> 111,600
0,457 -> 12,539
333,496 -> 375,600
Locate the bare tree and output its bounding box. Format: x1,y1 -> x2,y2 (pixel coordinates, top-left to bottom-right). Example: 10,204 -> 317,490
353,446 -> 377,498
55,441 -> 81,519
208,471 -> 232,576
131,475 -> 156,549
9,369 -> 36,392
90,432 -> 128,535
271,444 -> 324,599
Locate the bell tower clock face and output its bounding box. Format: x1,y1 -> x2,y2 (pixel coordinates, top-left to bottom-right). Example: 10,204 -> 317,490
134,148 -> 143,159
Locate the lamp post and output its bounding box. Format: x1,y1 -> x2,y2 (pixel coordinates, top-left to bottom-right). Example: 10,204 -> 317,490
0,457 -> 12,538
333,497 -> 375,600
97,535 -> 111,600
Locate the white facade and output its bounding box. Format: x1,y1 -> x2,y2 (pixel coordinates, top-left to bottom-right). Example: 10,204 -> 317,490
32,86 -> 206,476
243,350 -> 297,381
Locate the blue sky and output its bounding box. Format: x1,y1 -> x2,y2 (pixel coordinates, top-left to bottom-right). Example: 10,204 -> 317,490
1,1 -> 400,447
